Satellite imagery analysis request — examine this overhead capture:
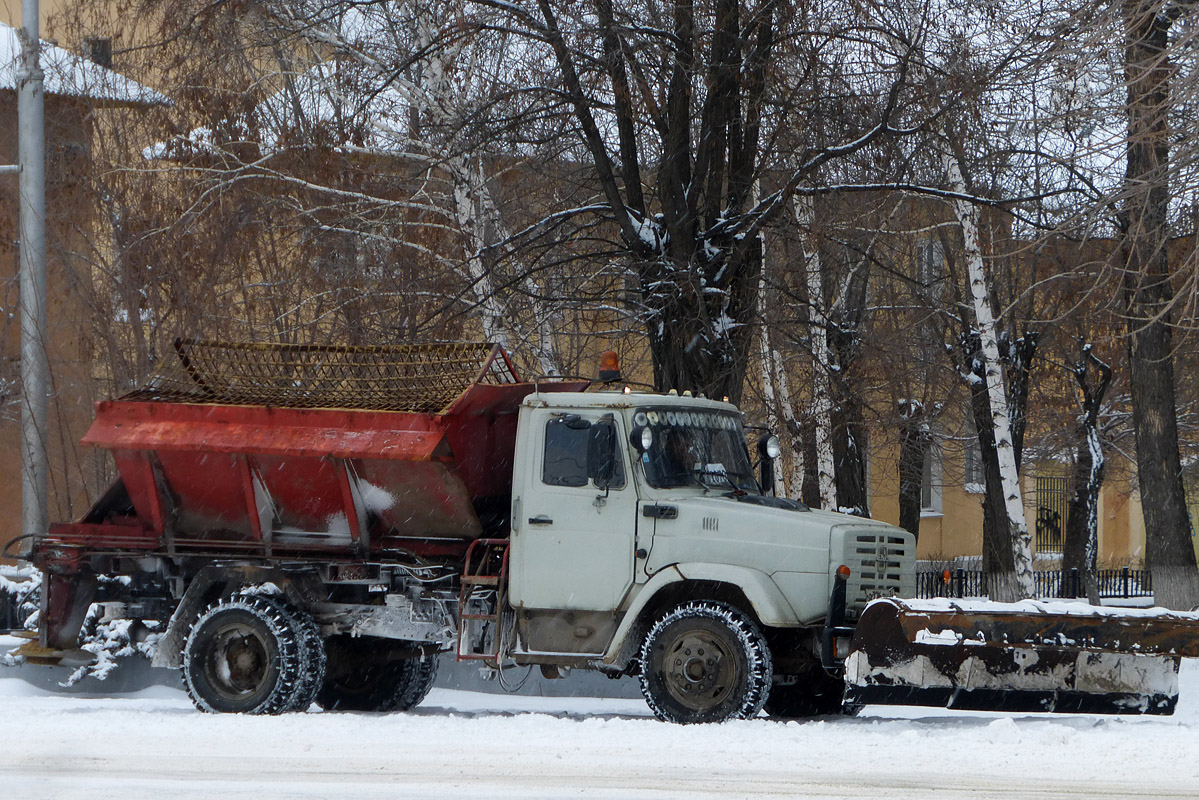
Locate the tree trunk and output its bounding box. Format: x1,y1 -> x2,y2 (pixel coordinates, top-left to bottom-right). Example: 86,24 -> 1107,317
963,342 -> 1014,595
1061,347 -> 1110,605
642,242 -> 761,404
1120,0 -> 1199,610
757,268 -> 788,497
828,254 -> 871,517
1006,334 -> 1038,473
947,152 -> 1035,601
774,360 -> 805,501
800,417 -> 821,509
897,402 -> 927,540
799,198 -> 837,511
1061,439 -> 1102,604
832,412 -> 869,516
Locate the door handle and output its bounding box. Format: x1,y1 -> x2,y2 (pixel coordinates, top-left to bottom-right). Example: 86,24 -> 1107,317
643,504 -> 677,519
528,515 -> 553,525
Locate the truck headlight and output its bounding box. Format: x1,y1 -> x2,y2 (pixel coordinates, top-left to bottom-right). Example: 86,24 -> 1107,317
764,435 -> 781,459
631,425 -> 653,452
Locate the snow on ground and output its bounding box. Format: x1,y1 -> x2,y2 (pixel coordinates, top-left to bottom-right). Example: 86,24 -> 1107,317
3,643 -> 1199,798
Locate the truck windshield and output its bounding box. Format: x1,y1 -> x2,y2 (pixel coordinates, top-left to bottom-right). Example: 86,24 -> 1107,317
637,408 -> 757,492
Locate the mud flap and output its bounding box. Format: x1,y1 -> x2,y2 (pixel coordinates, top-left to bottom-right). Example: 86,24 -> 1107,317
42,571 -> 98,651
844,598 -> 1199,715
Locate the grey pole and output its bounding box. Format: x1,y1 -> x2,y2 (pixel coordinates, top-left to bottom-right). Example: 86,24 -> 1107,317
17,0 -> 47,553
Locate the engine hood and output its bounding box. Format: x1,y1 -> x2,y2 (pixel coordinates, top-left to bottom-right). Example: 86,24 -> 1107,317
641,494 -> 895,576
638,494 -> 909,624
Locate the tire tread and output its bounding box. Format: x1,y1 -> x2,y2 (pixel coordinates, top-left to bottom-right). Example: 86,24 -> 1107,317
182,595 -> 303,715
638,601 -> 772,724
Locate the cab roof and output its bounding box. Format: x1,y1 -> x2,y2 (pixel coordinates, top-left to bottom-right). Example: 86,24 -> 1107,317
523,389 -> 740,415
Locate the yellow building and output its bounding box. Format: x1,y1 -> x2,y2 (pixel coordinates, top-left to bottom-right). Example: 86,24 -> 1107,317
867,433 -> 1149,567
0,13 -> 167,559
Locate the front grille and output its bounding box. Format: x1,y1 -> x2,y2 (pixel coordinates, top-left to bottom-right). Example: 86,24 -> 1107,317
842,529 -> 916,614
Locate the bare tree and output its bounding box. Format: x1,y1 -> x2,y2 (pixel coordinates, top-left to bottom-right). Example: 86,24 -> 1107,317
1115,0 -> 1199,608
479,0 -> 941,403
1060,343 -> 1111,603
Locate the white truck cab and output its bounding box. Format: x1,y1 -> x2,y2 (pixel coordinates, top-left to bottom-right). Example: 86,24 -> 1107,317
505,389 -> 915,722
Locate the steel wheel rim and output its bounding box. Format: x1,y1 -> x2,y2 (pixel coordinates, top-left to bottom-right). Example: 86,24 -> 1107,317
661,628 -> 737,711
207,622 -> 271,699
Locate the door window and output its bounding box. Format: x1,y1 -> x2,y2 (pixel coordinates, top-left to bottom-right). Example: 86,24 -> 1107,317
541,416 -> 625,489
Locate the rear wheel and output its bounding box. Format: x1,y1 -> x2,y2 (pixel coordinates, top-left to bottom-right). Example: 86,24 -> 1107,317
316,642 -> 439,712
266,599 -> 325,713
227,592 -> 326,713
393,653 -> 440,711
182,596 -> 302,714
639,601 -> 772,724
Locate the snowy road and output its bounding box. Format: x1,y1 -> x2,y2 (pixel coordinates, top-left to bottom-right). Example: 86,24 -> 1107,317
4,666 -> 1199,798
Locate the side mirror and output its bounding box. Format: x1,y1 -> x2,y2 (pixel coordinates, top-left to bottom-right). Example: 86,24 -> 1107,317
588,419 -> 618,489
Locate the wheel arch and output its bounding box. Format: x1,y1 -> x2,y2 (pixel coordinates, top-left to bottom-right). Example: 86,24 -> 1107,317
153,564 -> 319,669
602,563 -> 797,671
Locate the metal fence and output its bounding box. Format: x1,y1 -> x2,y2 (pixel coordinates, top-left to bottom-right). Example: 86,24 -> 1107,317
916,567 -> 1152,600
1034,476 -> 1069,552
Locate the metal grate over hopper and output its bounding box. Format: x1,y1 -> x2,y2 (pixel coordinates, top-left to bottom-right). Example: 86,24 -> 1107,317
122,338 -> 521,413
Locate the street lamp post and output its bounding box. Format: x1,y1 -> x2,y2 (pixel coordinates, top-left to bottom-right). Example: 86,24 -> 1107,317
16,0 -> 47,552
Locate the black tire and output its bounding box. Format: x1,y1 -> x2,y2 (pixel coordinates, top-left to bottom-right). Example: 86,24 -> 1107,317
182,595 -> 303,714
244,596 -> 325,713
639,601 -> 772,724
288,608 -> 326,712
316,651 -> 438,712
228,593 -> 326,713
764,670 -> 849,718
392,653 -> 440,711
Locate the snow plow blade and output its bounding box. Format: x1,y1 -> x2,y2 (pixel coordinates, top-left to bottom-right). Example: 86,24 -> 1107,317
844,598 -> 1199,715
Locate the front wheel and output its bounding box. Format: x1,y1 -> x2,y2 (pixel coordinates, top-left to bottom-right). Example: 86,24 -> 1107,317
639,601 -> 772,724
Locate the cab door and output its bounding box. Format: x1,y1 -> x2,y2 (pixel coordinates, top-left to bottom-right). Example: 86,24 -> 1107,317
509,408 -> 638,612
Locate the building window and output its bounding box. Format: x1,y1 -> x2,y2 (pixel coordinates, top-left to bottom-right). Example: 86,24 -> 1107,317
82,37 -> 112,68
917,239 -> 945,294
921,440 -> 942,516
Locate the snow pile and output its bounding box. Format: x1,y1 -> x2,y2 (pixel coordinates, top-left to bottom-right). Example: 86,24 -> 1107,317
0,564 -> 38,608
60,606 -> 161,686
64,616 -> 160,685
893,596 -> 1199,620
0,565 -> 39,648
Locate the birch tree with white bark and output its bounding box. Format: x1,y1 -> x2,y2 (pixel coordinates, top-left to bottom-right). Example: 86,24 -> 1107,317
946,151 -> 1036,601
